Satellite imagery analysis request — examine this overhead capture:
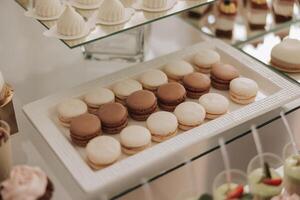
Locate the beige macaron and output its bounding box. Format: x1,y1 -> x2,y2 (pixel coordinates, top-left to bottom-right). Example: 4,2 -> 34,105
199,93 -> 229,119
163,60 -> 194,82
193,49 -> 221,74
120,125 -> 151,155
229,77 -> 258,105
139,69 -> 168,92
112,79 -> 142,105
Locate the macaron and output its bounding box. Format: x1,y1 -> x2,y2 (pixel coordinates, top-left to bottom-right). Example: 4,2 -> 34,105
199,93 -> 229,119
193,49 -> 221,74
163,60 -> 194,82
174,102 -> 206,130
97,102 -> 128,134
126,90 -> 157,121
112,79 -> 142,105
120,125 -> 151,155
70,113 -> 101,146
86,136 -> 121,169
147,111 -> 178,143
139,69 -> 168,92
157,82 -> 186,111
210,63 -> 239,90
83,87 -> 115,114
229,77 -> 258,105
57,98 -> 88,127
182,72 -> 211,99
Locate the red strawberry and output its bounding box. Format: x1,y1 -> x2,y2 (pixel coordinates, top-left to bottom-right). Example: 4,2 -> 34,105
227,185 -> 244,200
262,178 -> 282,186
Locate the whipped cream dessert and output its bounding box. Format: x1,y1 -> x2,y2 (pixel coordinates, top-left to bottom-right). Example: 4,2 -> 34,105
284,155 -> 300,195
35,0 -> 63,18
143,0 -> 168,9
97,0 -> 125,23
0,166 -> 48,200
214,183 -> 245,200
57,5 -> 86,36
248,168 -> 283,200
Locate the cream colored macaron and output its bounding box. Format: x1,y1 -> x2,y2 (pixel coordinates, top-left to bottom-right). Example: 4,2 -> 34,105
86,136 -> 121,169
174,102 -> 206,130
146,111 -> 178,142
112,79 -> 142,104
120,125 -> 151,155
229,77 -> 258,105
57,98 -> 88,127
83,87 -> 115,114
139,69 -> 168,92
163,60 -> 194,82
199,93 -> 229,119
193,49 -> 221,74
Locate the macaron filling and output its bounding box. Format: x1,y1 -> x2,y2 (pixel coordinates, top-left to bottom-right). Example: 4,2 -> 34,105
230,91 -> 257,104
128,102 -> 157,121
101,117 -> 128,134
121,143 -> 151,155
151,130 -> 177,142
158,96 -> 186,112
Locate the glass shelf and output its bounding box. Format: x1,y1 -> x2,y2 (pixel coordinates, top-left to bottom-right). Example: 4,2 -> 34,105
181,0 -> 300,45
237,20 -> 300,84
15,0 -> 214,49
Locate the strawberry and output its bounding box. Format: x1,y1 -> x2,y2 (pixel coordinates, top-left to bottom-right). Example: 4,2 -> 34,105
227,185 -> 244,200
262,178 -> 282,186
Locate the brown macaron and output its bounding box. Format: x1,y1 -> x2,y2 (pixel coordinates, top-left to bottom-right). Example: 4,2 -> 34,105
70,113 -> 101,147
182,72 -> 211,99
210,63 -> 239,90
157,82 -> 186,112
126,90 -> 157,121
97,102 -> 128,134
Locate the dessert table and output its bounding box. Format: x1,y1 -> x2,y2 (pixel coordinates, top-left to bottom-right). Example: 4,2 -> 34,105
2,0 -> 300,199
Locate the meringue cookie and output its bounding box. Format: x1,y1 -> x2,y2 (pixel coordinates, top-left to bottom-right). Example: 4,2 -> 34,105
75,0 -> 102,6
35,0 -> 63,18
57,5 -> 86,36
143,0 -> 168,9
97,0 -> 125,23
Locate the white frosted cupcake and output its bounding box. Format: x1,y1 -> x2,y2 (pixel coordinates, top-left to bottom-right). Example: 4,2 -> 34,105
35,0 -> 63,18
97,0 -> 125,23
57,5 -> 86,36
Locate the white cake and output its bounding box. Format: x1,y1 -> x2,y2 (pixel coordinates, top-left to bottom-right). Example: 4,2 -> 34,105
57,5 -> 85,36
97,0 -> 125,23
35,0 -> 63,18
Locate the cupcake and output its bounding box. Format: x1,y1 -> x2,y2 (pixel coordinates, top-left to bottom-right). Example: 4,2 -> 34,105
0,165 -> 54,200
215,0 -> 238,39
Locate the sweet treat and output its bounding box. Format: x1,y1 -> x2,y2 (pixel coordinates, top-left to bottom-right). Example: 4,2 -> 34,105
174,102 -> 205,130
57,98 -> 88,127
248,166 -> 283,200
229,78 -> 258,105
86,136 -> 121,169
0,72 -> 7,104
193,49 -> 221,74
251,0 -> 268,9
143,0 -> 168,10
146,111 -> 178,142
157,82 -> 186,112
214,183 -> 245,200
210,63 -> 239,90
272,0 -> 295,23
182,72 -> 211,99
120,125 -> 151,155
70,113 -> 101,147
215,0 -> 238,38
271,39 -> 300,73
126,90 -> 157,121
199,93 -> 229,119
0,121 -> 11,182
75,0 -> 101,6
97,102 -> 128,134
0,165 -> 54,200
272,194 -> 300,200
139,69 -> 168,92
163,60 -> 194,82
35,0 -> 63,18
97,0 -> 125,23
83,87 -> 115,114
57,5 -> 86,36
112,79 -> 142,105
187,4 -> 212,19
284,154 -> 300,195
247,8 -> 269,30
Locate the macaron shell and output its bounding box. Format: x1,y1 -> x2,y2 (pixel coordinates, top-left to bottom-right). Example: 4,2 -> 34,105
112,79 -> 142,99
183,72 -> 211,99
70,113 -> 101,137
229,77 -> 258,98
157,82 -> 186,105
230,91 -> 256,105
199,93 -> 229,115
57,99 -> 88,124
211,63 -> 239,81
86,136 -> 121,167
83,88 -> 115,108
126,90 -> 157,111
193,49 -> 221,68
120,125 -> 151,148
139,69 -> 168,90
163,60 -> 194,80
174,102 -> 206,127
151,130 -> 177,143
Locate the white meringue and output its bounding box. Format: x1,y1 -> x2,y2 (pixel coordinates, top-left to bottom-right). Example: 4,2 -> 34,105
75,0 -> 102,6
35,0 -> 63,18
143,0 -> 168,9
97,0 -> 125,23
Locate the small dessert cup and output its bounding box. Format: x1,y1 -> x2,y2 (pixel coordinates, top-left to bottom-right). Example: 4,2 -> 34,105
283,143 -> 300,196
213,169 -> 247,200
247,153 -> 283,200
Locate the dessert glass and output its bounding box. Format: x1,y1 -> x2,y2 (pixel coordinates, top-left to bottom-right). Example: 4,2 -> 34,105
247,153 -> 283,200
213,169 -> 247,200
283,143 -> 300,196
0,120 -> 12,182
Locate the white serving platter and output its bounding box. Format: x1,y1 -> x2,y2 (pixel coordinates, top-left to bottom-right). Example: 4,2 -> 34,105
23,39 -> 300,197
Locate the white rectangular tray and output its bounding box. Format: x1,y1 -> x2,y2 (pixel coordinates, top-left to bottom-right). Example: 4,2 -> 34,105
23,39 -> 300,197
